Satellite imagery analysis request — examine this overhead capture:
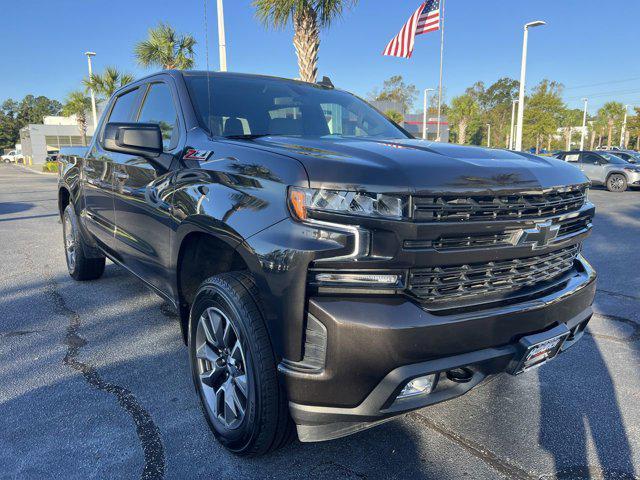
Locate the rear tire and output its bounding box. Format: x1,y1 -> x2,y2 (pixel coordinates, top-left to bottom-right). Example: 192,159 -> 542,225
606,173 -> 627,192
62,204 -> 105,281
189,272 -> 295,456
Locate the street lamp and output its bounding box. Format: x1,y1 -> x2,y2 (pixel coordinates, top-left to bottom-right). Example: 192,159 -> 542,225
486,124 -> 491,147
217,0 -> 228,71
509,99 -> 518,149
85,51 -> 98,128
422,88 -> 435,140
580,98 -> 588,151
514,20 -> 546,152
620,104 -> 631,148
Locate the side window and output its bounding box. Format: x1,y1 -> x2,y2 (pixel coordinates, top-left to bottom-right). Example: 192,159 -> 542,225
137,83 -> 179,150
564,153 -> 579,162
100,88 -> 140,143
107,88 -> 140,123
581,153 -> 601,165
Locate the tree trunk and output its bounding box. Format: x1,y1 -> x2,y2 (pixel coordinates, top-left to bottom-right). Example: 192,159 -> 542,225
565,128 -> 571,150
536,134 -> 541,154
293,6 -> 320,83
78,114 -> 87,146
607,121 -> 614,148
547,135 -> 552,152
458,120 -> 467,144
637,132 -> 640,151
589,130 -> 596,150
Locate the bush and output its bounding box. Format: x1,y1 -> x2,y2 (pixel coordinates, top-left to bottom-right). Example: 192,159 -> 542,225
42,162 -> 59,173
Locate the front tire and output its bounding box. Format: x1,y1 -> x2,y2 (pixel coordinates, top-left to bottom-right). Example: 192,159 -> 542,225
189,272 -> 294,456
62,204 -> 105,280
606,173 -> 628,192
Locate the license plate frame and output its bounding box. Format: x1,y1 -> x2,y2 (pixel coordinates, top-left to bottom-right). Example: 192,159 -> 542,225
509,325 -> 571,375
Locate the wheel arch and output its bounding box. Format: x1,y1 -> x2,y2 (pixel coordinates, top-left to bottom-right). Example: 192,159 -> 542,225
58,185 -> 71,218
174,224 -> 256,343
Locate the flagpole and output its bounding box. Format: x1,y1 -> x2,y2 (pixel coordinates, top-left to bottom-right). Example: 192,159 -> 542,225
436,0 -> 446,142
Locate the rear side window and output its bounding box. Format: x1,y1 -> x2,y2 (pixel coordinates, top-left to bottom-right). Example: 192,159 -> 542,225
581,153 -> 601,164
564,153 -> 579,162
137,83 -> 179,150
107,88 -> 140,123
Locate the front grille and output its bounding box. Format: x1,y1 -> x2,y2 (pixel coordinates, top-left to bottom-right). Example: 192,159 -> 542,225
419,232 -> 517,250
412,187 -> 586,222
407,244 -> 580,303
404,214 -> 592,252
558,216 -> 591,237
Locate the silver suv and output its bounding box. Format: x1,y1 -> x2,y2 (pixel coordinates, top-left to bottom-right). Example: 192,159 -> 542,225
555,151 -> 640,192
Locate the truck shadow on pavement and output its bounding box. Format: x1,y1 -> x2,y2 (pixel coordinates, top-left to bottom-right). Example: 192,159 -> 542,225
538,338 -> 637,479
1,263 -> 435,480
538,195 -> 639,479
0,201 -> 35,216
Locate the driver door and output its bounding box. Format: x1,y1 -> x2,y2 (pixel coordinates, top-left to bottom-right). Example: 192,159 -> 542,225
112,80 -> 182,297
580,153 -> 605,183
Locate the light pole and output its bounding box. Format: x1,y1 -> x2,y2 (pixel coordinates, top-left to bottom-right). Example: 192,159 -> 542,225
509,99 -> 518,149
486,124 -> 491,147
620,104 -> 631,148
580,98 -> 588,151
422,88 -> 434,140
85,51 -> 98,128
515,20 -> 546,152
217,0 -> 228,71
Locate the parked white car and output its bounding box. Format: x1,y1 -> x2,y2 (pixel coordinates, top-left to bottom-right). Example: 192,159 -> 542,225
1,150 -> 24,164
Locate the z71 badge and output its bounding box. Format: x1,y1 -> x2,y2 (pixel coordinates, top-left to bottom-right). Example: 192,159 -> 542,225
183,149 -> 213,161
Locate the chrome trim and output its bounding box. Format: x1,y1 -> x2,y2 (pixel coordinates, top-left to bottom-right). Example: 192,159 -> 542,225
306,218 -> 370,262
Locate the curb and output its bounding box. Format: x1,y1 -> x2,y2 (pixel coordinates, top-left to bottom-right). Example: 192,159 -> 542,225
12,164 -> 56,176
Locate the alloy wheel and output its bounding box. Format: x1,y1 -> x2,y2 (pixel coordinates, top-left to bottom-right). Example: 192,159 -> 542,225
63,213 -> 76,271
196,307 -> 248,430
609,176 -> 625,191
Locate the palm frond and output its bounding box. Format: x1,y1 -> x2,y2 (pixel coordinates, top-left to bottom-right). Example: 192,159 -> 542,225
134,22 -> 197,70
252,0 -> 357,28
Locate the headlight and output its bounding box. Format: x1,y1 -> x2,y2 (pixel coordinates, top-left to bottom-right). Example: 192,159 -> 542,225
288,187 -> 407,221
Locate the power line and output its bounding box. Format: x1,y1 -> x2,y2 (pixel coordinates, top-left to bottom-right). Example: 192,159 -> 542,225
565,88 -> 640,101
563,76 -> 640,91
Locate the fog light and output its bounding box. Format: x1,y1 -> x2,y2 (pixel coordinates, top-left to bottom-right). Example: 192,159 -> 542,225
398,374 -> 436,399
314,273 -> 400,285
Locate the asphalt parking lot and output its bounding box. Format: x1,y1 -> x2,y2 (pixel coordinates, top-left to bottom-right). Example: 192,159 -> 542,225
1,163 -> 639,480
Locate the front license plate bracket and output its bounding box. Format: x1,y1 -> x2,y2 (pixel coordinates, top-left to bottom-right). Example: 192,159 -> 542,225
508,324 -> 571,375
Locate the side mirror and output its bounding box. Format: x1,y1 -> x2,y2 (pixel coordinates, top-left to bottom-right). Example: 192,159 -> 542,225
103,122 -> 163,157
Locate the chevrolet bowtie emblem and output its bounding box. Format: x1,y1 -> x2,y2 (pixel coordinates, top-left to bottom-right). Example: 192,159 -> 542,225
520,222 -> 560,249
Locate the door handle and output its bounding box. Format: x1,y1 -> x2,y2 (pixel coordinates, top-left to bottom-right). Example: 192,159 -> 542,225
114,171 -> 129,180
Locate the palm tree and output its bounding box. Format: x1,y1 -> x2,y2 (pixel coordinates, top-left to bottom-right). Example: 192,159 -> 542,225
598,102 -> 626,149
135,22 -> 196,70
62,91 -> 92,146
253,0 -> 358,83
82,66 -> 135,100
449,94 -> 479,145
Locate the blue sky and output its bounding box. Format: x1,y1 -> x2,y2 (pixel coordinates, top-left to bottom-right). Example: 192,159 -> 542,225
2,0 -> 639,112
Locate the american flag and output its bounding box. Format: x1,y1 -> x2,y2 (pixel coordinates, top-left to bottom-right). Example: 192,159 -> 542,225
383,0 -> 441,58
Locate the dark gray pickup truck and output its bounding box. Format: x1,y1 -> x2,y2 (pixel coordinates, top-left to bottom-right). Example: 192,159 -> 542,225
58,70 -> 596,456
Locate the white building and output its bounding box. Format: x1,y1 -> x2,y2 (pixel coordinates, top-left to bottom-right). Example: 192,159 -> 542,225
19,102 -> 106,165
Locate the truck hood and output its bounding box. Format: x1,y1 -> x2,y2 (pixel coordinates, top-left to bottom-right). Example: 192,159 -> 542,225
239,137 -> 588,195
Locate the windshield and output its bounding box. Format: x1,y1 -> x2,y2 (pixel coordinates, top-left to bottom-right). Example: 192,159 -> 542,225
625,152 -> 640,163
601,153 -> 628,164
184,74 -> 408,140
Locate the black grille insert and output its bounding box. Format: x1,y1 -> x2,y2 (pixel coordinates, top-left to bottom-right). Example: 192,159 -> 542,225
412,187 -> 586,222
408,245 -> 580,303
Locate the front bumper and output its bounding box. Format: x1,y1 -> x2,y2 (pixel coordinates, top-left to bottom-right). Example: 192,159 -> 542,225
281,255 -> 596,442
